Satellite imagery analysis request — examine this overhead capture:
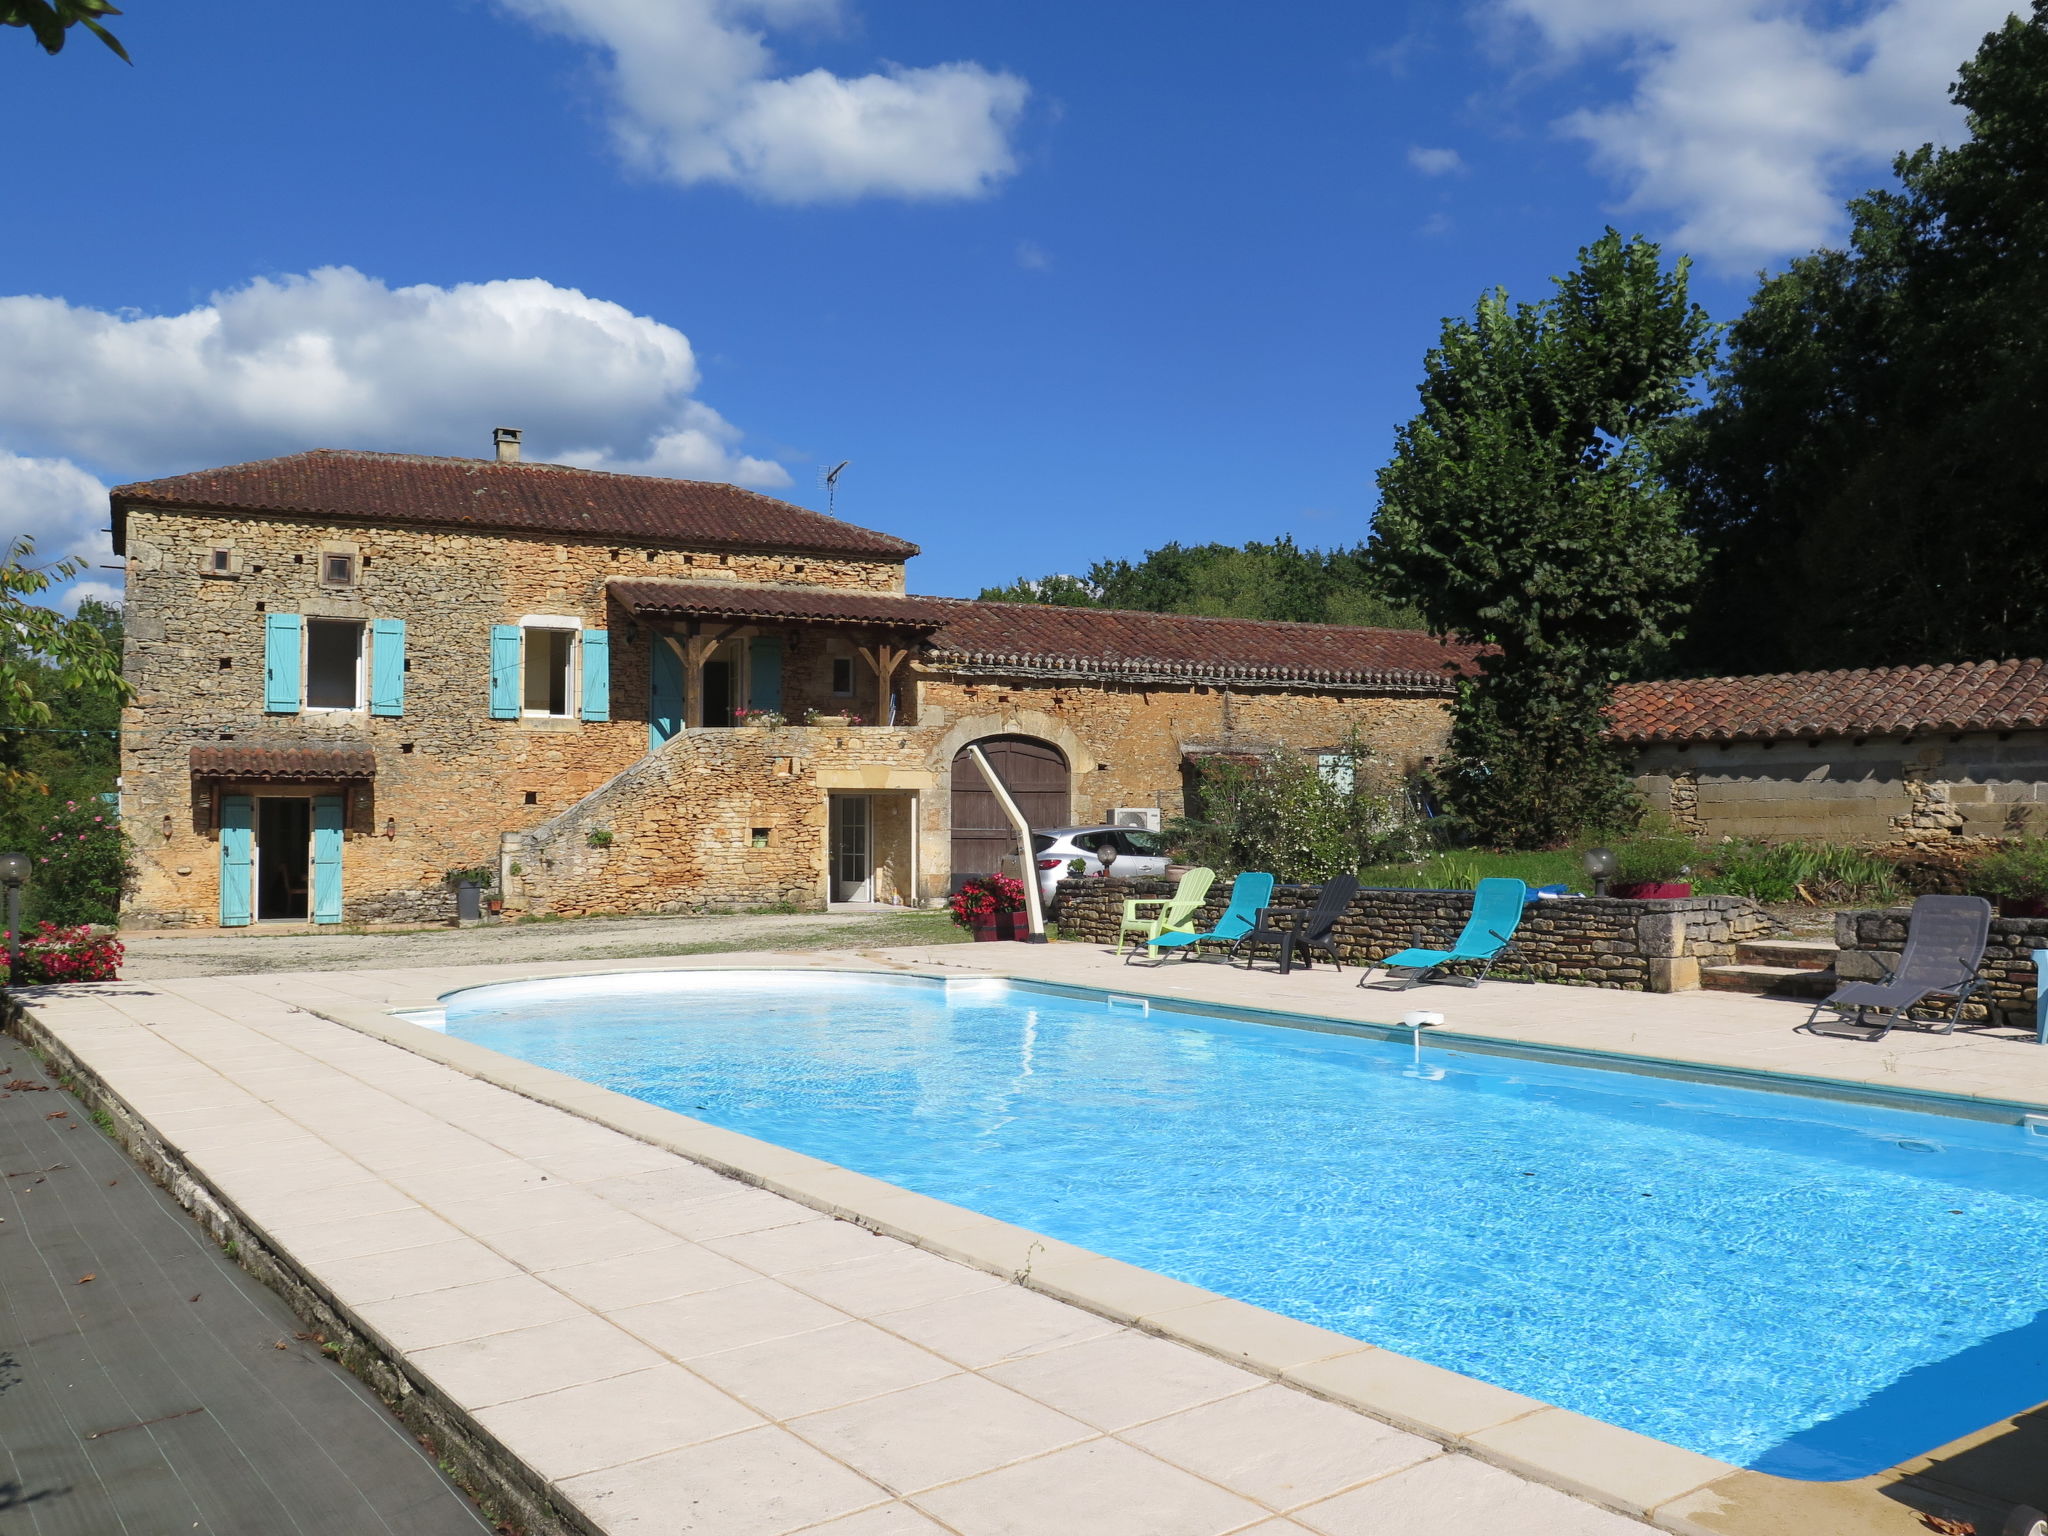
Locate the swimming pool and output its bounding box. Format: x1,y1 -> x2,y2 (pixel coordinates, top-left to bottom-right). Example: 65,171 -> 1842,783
438,969 -> 2048,1478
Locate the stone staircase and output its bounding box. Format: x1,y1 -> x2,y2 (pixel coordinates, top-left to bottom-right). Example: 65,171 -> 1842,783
1699,937 -> 1841,998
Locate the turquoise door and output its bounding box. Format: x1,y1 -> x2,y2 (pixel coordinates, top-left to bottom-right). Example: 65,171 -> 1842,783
311,795 -> 344,924
219,795 -> 253,926
650,636 -> 683,748
748,635 -> 783,715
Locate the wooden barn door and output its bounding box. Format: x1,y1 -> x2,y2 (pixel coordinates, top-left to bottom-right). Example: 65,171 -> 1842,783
949,737 -> 1069,888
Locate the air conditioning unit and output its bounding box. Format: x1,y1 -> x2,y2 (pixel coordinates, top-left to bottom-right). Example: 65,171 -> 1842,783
1112,807 -> 1162,832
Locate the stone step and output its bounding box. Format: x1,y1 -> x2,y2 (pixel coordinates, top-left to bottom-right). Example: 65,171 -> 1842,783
1734,938 -> 1840,970
1700,963 -> 1838,998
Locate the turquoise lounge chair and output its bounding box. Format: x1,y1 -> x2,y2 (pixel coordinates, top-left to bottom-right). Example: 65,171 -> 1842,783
1364,877 -> 1528,990
1134,872 -> 1275,964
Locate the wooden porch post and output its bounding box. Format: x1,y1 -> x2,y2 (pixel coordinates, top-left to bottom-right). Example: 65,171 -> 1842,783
858,640 -> 909,726
663,626 -> 732,728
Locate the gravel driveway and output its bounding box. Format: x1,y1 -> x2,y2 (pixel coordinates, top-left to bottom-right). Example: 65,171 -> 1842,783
117,908 -> 963,979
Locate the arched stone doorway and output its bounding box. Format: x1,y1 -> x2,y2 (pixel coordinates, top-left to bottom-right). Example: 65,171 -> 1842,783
950,736 -> 1070,887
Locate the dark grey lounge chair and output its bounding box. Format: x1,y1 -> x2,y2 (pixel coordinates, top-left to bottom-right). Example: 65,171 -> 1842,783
1233,874 -> 1360,974
1800,895 -> 1993,1041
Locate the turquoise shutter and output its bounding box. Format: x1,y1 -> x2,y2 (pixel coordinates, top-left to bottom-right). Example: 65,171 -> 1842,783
649,636 -> 683,749
369,619 -> 406,717
311,795 -> 345,924
219,795 -> 253,926
264,614 -> 302,713
748,635 -> 783,715
580,629 -> 610,722
490,625 -> 522,718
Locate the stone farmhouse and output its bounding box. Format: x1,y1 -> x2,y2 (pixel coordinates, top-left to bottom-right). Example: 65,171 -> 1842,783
1613,659 -> 2048,849
114,443 -> 1470,928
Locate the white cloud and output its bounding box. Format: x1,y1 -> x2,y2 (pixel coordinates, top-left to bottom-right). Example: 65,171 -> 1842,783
499,0 -> 1028,203
0,450 -> 117,612
0,266 -> 788,488
1407,145 -> 1465,176
1493,0 -> 2021,266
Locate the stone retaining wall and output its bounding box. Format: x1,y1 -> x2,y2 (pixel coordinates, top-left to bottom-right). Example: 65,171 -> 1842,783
1834,907 -> 2048,1027
1052,877 -> 1771,991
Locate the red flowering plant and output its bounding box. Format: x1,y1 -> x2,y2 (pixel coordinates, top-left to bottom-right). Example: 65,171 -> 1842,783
5,922 -> 123,984
948,872 -> 1028,930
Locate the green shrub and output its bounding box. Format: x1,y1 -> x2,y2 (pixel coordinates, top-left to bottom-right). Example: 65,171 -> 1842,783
21,797 -> 129,927
1613,834 -> 1696,884
1963,840 -> 2048,902
1164,742 -> 1426,882
1696,841 -> 1899,905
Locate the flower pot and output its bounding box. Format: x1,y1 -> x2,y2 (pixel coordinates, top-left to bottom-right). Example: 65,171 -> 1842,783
1610,880 -> 1693,900
1997,896 -> 2048,919
809,715 -> 850,728
970,912 -> 1031,941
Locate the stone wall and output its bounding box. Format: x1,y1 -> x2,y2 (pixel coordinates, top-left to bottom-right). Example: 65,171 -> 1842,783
1632,732 -> 2048,848
119,507 -> 905,927
1053,878 -> 1771,992
507,724 -> 934,916
1833,907 -> 2048,1027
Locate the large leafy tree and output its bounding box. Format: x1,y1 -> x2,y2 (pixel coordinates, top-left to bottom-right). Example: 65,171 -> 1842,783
4,0 -> 127,58
1369,230 -> 1713,847
0,543 -> 127,795
1672,6 -> 2048,673
979,537 -> 1422,628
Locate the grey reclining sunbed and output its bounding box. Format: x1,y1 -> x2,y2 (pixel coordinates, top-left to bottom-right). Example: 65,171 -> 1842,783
1799,894 -> 1993,1042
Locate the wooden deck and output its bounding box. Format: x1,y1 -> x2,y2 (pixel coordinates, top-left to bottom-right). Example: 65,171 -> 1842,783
0,1050 -> 492,1536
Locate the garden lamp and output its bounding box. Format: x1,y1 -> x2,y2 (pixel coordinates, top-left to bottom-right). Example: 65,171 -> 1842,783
1582,846 -> 1616,898
0,851 -> 29,976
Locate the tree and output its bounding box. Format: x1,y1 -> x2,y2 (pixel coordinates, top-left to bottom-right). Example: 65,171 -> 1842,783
0,544 -> 127,794
979,537 -> 1423,628
1369,230 -> 1713,847
3,0 -> 127,59
1672,6 -> 2048,673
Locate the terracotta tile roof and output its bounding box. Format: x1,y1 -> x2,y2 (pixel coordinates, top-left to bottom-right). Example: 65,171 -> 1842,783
618,583 -> 1474,690
924,600 -> 1475,692
190,744 -> 378,780
608,579 -> 943,628
1610,658 -> 2048,744
113,450 -> 918,561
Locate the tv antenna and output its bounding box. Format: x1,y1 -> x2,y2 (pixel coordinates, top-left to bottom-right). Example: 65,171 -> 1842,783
821,460 -> 850,516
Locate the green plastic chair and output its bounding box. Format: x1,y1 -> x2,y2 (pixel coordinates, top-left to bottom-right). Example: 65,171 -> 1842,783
1115,867 -> 1215,955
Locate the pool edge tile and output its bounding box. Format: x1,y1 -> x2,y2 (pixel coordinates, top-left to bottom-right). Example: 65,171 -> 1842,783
1467,1406 -> 1734,1515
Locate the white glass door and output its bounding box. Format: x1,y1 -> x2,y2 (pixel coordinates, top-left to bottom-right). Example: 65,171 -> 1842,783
832,795 -> 872,902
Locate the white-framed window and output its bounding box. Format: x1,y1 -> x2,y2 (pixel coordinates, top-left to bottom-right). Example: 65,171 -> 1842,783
206,545 -> 237,577
1316,751 -> 1358,795
521,615 -> 580,718
305,619 -> 364,710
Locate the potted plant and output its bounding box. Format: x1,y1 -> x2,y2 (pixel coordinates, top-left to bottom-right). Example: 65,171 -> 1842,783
1608,835 -> 1695,900
949,872 -> 1031,941
734,707 -> 785,729
1965,840 -> 2048,918
445,866 -> 495,923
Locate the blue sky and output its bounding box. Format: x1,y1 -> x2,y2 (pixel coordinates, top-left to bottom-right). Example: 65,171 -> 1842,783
0,0 -> 2019,608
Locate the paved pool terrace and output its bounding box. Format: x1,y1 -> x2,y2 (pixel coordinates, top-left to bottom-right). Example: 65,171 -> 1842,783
9,940 -> 2048,1536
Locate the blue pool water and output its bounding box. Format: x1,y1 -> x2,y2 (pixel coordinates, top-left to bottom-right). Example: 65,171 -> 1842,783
439,970 -> 2048,1477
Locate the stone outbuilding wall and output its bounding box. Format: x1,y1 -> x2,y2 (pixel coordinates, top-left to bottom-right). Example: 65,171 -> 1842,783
1053,878 -> 1771,991
1833,907 -> 2047,1028
1630,732 -> 2048,850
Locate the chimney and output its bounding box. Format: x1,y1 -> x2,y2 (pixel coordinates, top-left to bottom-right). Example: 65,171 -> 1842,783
493,427 -> 522,463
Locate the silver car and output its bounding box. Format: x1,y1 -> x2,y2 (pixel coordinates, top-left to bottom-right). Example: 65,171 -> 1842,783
1020,824 -> 1172,906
